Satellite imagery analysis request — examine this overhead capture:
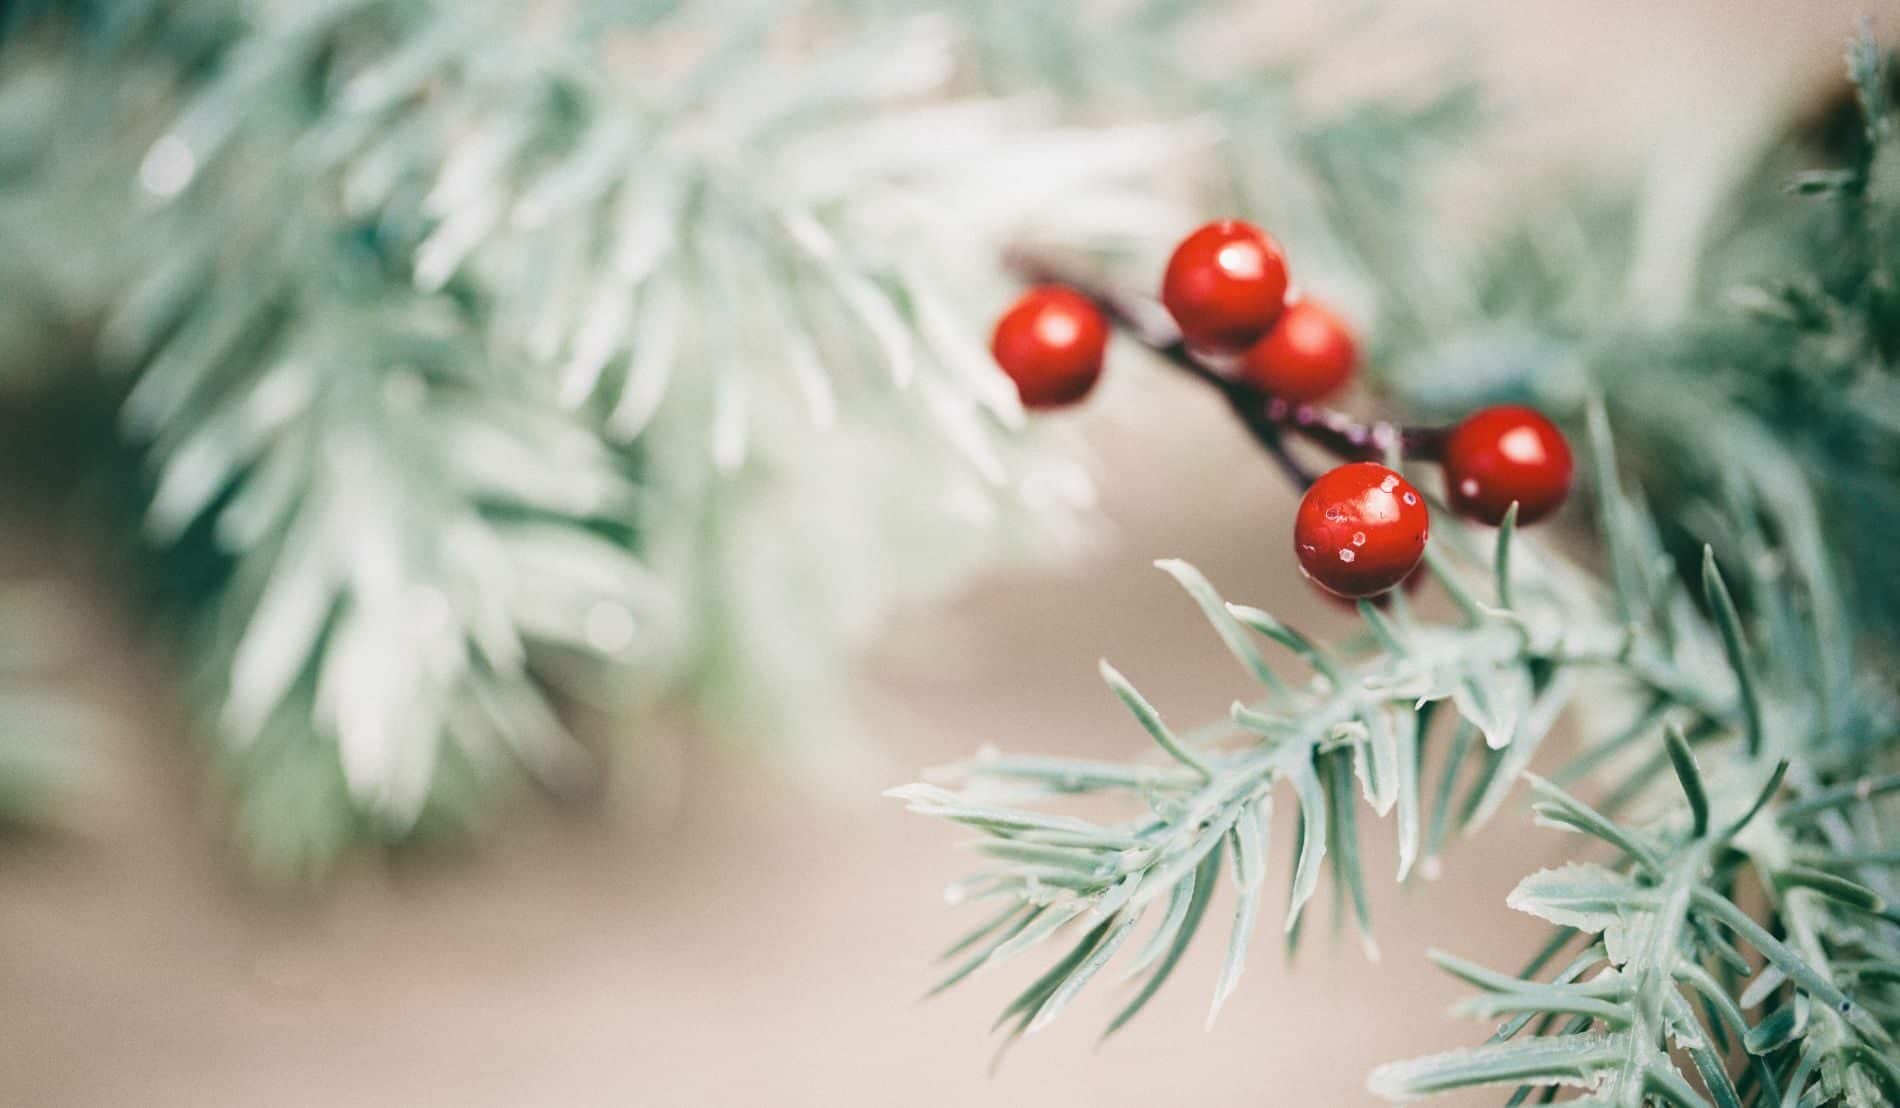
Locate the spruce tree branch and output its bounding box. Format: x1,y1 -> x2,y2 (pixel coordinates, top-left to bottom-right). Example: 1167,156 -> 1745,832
905,340 -> 1898,1101
906,27 -> 1900,1108
897,538 -> 1704,1049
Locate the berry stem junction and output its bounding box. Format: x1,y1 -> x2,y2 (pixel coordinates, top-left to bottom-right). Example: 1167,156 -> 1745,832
1004,246 -> 1446,487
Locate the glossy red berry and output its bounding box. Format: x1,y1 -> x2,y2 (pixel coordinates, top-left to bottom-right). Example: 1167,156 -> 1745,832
1442,405 -> 1574,525
1160,220 -> 1290,355
990,286 -> 1109,409
1295,462 -> 1431,599
1238,298 -> 1357,402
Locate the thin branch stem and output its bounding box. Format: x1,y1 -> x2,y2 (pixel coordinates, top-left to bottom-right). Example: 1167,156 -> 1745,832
1005,246 -> 1447,487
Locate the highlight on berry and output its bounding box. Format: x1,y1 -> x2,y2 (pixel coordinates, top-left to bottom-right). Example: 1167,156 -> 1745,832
1294,461 -> 1430,598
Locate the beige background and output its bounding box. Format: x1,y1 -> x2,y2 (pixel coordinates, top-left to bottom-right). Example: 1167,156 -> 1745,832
0,3 -> 1879,1105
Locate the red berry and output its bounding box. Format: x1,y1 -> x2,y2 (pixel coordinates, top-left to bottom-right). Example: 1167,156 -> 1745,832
1160,220 -> 1289,355
1238,298 -> 1357,401
1294,462 -> 1431,599
990,286 -> 1109,409
1442,405 -> 1574,525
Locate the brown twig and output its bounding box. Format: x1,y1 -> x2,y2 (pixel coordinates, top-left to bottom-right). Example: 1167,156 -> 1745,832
1004,246 -> 1446,487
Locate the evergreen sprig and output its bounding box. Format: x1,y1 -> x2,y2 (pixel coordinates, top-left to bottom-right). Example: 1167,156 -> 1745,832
890,409 -> 1711,1033
1385,28 -> 1900,656
897,396 -> 1900,1100
0,0 -> 1191,868
1373,43 -> 1900,1103
144,264 -> 670,876
893,37 -> 1900,1087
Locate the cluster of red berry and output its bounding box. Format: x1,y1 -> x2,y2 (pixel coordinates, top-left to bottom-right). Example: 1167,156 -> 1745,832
991,220 -> 1574,600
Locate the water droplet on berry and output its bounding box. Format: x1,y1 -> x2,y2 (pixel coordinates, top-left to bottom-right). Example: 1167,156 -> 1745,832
1403,492 -> 1417,506
1459,478 -> 1480,498
1324,506 -> 1344,522
1338,549 -> 1355,563
1352,532 -> 1367,547
1380,475 -> 1398,493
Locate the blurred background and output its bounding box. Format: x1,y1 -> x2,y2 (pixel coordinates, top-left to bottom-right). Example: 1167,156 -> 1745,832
0,0 -> 1886,1104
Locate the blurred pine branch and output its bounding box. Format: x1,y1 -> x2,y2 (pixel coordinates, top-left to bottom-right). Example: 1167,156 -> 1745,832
0,0 -> 1451,871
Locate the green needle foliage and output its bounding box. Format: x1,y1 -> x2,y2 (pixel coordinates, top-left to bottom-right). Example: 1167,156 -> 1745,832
1387,29 -> 1900,658
3,1 -> 678,874
894,42 -> 1900,1091
0,0 -> 1196,871
897,400 -> 1900,1100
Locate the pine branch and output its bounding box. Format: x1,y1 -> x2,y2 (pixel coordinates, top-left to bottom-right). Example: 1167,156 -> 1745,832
1358,55 -> 1900,1099
102,0 -> 1178,483
131,219 -> 671,877
2,0 -> 1226,791
898,61 -> 1900,1081
1379,393 -> 1899,1103
1380,27 -> 1900,658
897,392 -> 1900,1099
0,0 -> 1210,864
891,487 -> 1699,1040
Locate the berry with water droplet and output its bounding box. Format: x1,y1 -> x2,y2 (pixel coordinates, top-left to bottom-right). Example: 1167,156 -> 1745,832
1238,298 -> 1357,401
1160,220 -> 1290,355
1443,405 -> 1574,525
990,285 -> 1108,409
1295,462 -> 1430,598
